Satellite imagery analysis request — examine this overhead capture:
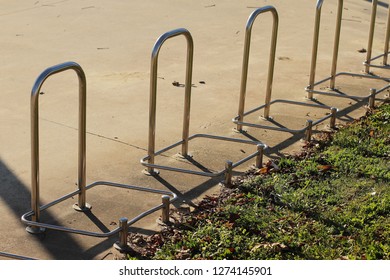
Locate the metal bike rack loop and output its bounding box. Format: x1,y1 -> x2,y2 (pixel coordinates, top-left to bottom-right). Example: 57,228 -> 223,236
21,62 -> 176,248
364,0 -> 390,71
141,28 -> 266,182
233,6 -> 337,140
306,0 -> 390,101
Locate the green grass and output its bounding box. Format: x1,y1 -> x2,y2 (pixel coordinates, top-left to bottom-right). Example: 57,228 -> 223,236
128,103 -> 390,260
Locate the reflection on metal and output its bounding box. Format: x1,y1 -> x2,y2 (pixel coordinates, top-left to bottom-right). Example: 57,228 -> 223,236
141,28 -> 267,178
233,6 -> 338,138
364,0 -> 390,71
306,0 -> 390,101
22,62 -> 177,247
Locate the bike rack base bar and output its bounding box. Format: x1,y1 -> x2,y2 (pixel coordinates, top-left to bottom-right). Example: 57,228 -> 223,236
364,53 -> 390,70
21,181 -> 177,238
233,99 -> 338,135
141,133 -> 267,178
306,72 -> 390,101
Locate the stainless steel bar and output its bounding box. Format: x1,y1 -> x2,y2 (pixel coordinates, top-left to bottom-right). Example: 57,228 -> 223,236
237,6 -> 279,130
234,111 -> 334,134
308,0 -> 324,99
148,28 -> 194,174
88,181 -> 177,196
189,133 -> 265,145
29,62 -> 88,232
334,71 -> 390,81
233,98 -> 336,132
384,3 -> 390,65
236,98 -> 334,120
366,53 -> 387,65
308,0 -> 344,97
365,0 -> 378,74
329,0 -> 343,89
231,149 -> 266,169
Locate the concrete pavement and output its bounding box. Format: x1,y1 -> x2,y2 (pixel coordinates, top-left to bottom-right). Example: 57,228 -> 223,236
0,0 -> 389,259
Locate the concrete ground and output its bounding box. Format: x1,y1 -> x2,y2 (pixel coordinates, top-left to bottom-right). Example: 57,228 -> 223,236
0,0 -> 389,259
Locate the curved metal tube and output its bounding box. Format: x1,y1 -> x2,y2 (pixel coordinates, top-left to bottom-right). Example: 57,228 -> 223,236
147,28 -> 194,174
236,6 -> 279,131
30,62 -> 87,224
308,0 -> 343,98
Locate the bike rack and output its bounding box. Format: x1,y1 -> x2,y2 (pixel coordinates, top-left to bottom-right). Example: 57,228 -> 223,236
364,0 -> 390,71
21,62 -> 177,251
305,0 -> 390,102
233,6 -> 338,141
140,28 -> 267,183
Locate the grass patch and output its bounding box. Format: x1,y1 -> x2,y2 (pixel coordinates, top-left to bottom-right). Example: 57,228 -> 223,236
128,103 -> 390,260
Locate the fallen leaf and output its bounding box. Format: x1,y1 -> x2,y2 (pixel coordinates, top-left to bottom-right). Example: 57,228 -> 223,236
317,165 -> 333,172
257,167 -> 270,174
224,222 -> 234,229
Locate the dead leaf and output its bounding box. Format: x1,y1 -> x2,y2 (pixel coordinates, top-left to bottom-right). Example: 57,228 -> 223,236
224,222 -> 234,229
317,165 -> 333,172
257,167 -> 270,174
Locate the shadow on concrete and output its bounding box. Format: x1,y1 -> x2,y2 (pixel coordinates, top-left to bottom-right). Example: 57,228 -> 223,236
153,173 -> 222,208
365,0 -> 389,9
0,160 -> 117,259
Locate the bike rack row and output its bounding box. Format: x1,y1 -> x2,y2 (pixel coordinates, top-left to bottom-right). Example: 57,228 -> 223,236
306,0 -> 390,102
11,1 -> 389,259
